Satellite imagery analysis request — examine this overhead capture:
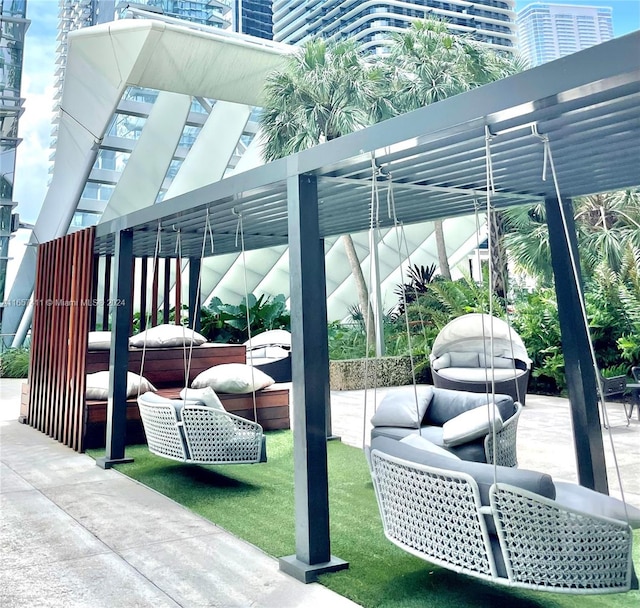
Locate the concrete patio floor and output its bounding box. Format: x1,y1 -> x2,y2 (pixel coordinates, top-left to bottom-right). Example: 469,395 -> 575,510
1,377 -> 639,606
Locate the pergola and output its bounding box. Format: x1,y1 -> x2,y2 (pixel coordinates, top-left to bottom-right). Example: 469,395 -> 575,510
44,31 -> 640,581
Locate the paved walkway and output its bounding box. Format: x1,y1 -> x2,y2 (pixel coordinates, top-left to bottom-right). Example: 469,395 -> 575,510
0,378 -> 358,608
2,377 -> 639,607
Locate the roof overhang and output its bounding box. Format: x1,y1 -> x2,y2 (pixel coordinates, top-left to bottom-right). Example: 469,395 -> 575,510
94,31 -> 640,259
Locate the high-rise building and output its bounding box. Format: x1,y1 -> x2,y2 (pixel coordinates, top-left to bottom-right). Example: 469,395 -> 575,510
235,0 -> 273,39
517,2 -> 613,67
272,0 -> 517,53
0,0 -> 30,320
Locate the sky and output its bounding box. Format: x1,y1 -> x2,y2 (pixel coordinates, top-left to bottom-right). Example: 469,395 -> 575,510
6,0 -> 640,285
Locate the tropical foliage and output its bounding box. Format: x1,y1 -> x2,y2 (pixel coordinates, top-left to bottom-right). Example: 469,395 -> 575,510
503,190 -> 640,286
200,293 -> 290,343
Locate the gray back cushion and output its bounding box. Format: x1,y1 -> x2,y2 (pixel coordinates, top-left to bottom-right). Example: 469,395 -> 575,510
371,436 -> 555,505
371,385 -> 434,429
425,387 -> 515,426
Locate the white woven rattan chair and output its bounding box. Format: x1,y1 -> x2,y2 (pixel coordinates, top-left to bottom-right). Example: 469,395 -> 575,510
484,402 -> 522,467
137,392 -> 264,465
370,446 -> 637,594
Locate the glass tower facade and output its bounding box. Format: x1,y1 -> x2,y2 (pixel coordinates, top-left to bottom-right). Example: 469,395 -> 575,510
517,2 -> 613,67
236,0 -> 273,39
0,0 -> 29,320
272,0 -> 517,54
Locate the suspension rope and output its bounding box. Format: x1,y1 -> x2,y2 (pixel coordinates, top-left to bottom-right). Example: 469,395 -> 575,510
234,208 -> 259,424
386,170 -> 422,435
484,127 -> 500,470
532,125 -> 630,520
173,227 -> 191,389
184,210 -> 215,392
137,222 -> 163,399
362,156 -> 381,450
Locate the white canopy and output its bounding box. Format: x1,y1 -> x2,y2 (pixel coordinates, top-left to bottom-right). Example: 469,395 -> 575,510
431,313 -> 531,365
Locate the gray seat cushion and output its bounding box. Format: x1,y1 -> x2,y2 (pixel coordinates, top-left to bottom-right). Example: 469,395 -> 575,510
553,482 -> 640,528
371,435 -> 556,506
370,426 -> 487,462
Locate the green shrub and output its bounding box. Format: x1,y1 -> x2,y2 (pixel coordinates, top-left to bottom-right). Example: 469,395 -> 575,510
200,293 -> 290,343
0,346 -> 30,378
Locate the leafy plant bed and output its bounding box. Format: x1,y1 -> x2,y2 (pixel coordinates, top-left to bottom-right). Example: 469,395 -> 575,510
90,433 -> 640,608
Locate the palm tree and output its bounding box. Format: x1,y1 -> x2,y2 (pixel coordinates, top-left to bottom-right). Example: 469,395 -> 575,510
386,19 -> 524,292
260,39 -> 388,346
260,38 -> 391,161
503,189 -> 640,285
259,21 -> 525,335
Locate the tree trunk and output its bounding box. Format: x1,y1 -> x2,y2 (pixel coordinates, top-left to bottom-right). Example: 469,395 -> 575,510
434,219 -> 451,279
341,234 -> 376,347
489,210 -> 508,301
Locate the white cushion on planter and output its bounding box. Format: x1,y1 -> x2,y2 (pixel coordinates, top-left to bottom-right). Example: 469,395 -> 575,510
179,387 -> 225,410
244,329 -> 291,350
370,386 -> 433,429
191,363 -> 274,393
442,404 -> 503,447
129,324 -> 207,348
400,434 -> 460,459
87,331 -> 112,350
86,371 -> 156,400
246,346 -> 290,361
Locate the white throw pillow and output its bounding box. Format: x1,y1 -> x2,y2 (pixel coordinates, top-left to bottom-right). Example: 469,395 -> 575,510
129,324 -> 207,348
191,363 -> 275,393
442,405 -> 503,447
478,353 -> 515,369
431,353 -> 451,371
86,371 -> 156,400
370,386 -> 433,429
400,434 -> 461,459
87,331 -> 112,350
179,387 -> 225,410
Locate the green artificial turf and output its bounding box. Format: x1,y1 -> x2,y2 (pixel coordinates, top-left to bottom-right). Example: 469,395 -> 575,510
90,432 -> 640,608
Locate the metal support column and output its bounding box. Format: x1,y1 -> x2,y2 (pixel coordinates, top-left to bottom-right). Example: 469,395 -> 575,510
188,257 -> 201,332
545,196 -> 608,493
96,229 -> 134,469
279,174 -> 348,582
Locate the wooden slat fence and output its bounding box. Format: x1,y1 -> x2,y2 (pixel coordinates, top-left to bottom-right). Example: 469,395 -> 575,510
27,227 -> 95,451
26,232 -> 197,451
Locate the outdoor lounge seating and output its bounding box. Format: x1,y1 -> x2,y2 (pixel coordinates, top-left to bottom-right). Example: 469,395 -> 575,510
137,391 -> 265,464
430,313 -> 532,404
370,385 -> 522,466
369,435 -> 640,593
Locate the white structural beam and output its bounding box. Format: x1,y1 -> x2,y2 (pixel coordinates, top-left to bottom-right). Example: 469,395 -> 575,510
5,19 -> 291,343
100,91 -> 193,223
165,101 -> 252,199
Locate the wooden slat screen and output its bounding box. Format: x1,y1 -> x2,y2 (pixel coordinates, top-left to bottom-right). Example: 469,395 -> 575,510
27,227 -> 95,451
27,230 -> 193,452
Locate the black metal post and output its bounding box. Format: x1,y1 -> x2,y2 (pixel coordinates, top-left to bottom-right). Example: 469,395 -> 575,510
545,196 -> 608,493
96,229 -> 134,469
279,174 -> 348,582
188,257 -> 201,332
